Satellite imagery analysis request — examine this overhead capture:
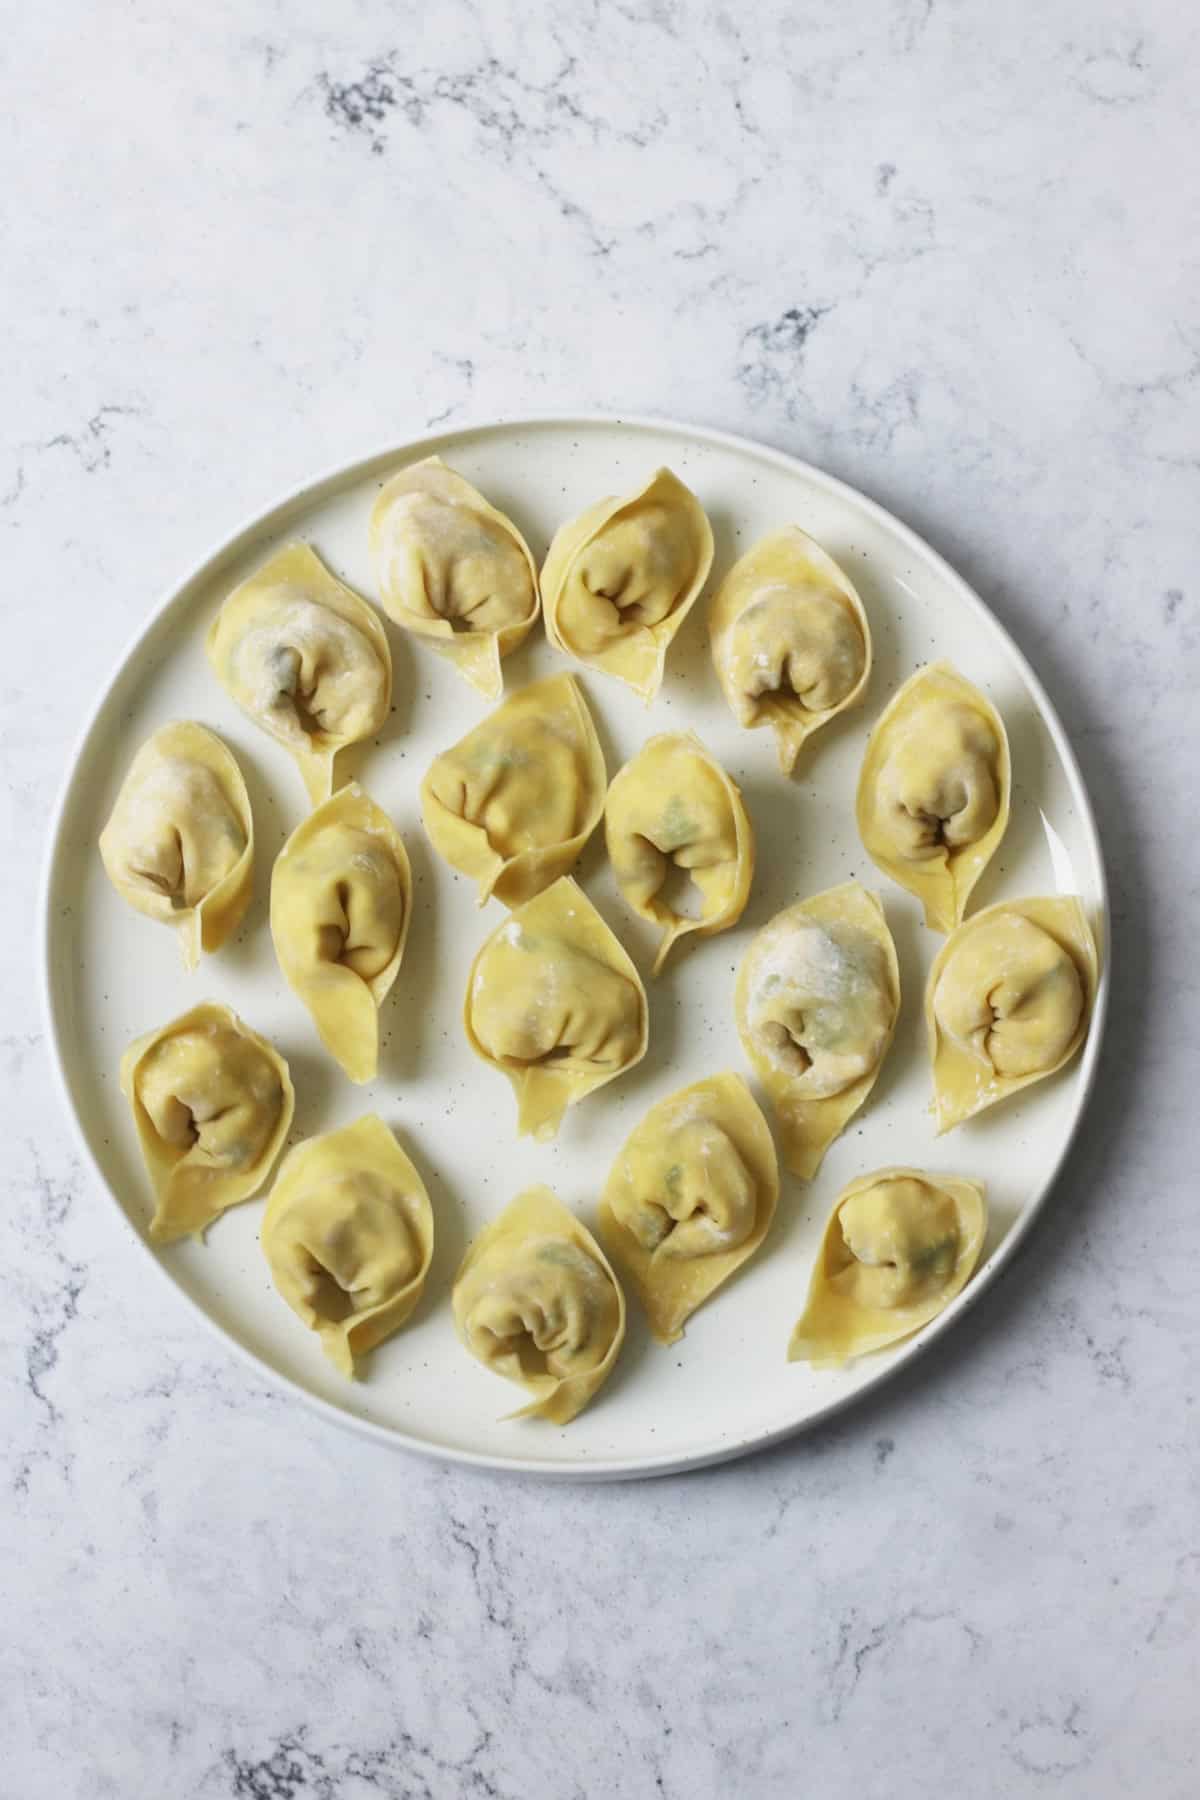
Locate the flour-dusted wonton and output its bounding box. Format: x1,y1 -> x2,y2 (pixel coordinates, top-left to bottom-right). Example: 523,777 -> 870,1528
120,1002 -> 294,1243
605,732 -> 754,975
370,456 -> 539,700
270,783 -> 411,1084
452,1185 -> 625,1423
857,662 -> 1010,933
465,876 -> 648,1140
261,1114 -> 433,1377
599,1072 -> 778,1344
789,1167 -> 987,1367
541,468 -> 714,699
926,895 -> 1099,1132
421,674 -> 605,908
736,881 -> 900,1179
709,527 -> 872,772
99,722 -> 253,969
207,542 -> 392,806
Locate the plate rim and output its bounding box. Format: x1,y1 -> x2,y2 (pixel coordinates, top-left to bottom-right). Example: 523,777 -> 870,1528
39,409 -> 1111,1481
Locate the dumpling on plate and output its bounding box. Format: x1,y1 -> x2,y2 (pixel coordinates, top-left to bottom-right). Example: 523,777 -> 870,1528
261,1114 -> 433,1377
709,526 -> 871,772
736,880 -> 900,1179
926,895 -> 1099,1132
789,1166 -> 987,1367
452,1185 -> 625,1423
369,456 -> 539,700
604,732 -> 754,975
856,661 -> 1010,933
98,721 -> 253,969
270,782 -> 412,1084
541,468 -> 714,699
465,876 -> 648,1140
120,1002 -> 294,1243
598,1072 -> 778,1344
421,673 -> 605,908
207,542 -> 392,806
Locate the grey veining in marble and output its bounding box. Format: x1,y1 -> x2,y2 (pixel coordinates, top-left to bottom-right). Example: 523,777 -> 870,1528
4,1 -> 1198,1795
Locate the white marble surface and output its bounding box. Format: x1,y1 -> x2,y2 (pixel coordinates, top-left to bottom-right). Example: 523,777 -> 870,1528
4,1 -> 1198,1793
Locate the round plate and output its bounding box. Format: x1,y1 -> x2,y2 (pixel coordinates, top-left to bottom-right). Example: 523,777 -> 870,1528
41,414 -> 1108,1479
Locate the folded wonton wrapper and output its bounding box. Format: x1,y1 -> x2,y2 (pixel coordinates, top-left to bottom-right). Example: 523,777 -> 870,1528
736,880 -> 900,1179
99,721 -> 253,970
120,1002 -> 294,1244
270,783 -> 412,1084
452,1185 -> 625,1423
465,876 -> 649,1140
541,468 -> 714,700
599,1072 -> 779,1344
857,662 -> 1011,934
605,732 -> 755,975
207,542 -> 392,806
369,456 -> 539,700
926,895 -> 1099,1132
421,673 -> 605,908
789,1166 -> 987,1367
709,526 -> 872,772
261,1114 -> 433,1377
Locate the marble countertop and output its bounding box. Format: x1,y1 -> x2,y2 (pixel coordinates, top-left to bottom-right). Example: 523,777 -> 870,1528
5,2 -> 1198,1794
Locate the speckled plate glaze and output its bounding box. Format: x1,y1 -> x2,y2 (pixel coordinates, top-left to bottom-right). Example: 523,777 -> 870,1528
41,415 -> 1109,1479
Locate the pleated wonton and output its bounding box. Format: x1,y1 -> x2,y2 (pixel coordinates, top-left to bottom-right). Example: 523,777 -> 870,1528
370,456 -> 539,700
604,731 -> 754,974
789,1167 -> 987,1367
736,881 -> 900,1179
599,1073 -> 778,1344
452,1185 -> 625,1423
541,468 -> 714,699
261,1115 -> 434,1377
465,876 -> 648,1140
270,783 -> 412,1085
926,895 -> 1099,1132
857,661 -> 1010,933
207,542 -> 392,805
120,1002 -> 294,1243
421,673 -> 605,907
709,526 -> 872,771
99,721 -> 253,969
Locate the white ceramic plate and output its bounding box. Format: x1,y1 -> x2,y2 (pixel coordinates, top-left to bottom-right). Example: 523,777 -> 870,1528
42,415 -> 1108,1479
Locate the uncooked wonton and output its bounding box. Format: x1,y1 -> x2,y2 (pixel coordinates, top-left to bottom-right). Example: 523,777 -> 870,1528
207,542 -> 392,805
709,526 -> 871,771
452,1185 -> 625,1423
541,468 -> 713,699
599,1072 -> 778,1343
789,1166 -> 987,1366
99,721 -> 253,969
604,732 -> 754,974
